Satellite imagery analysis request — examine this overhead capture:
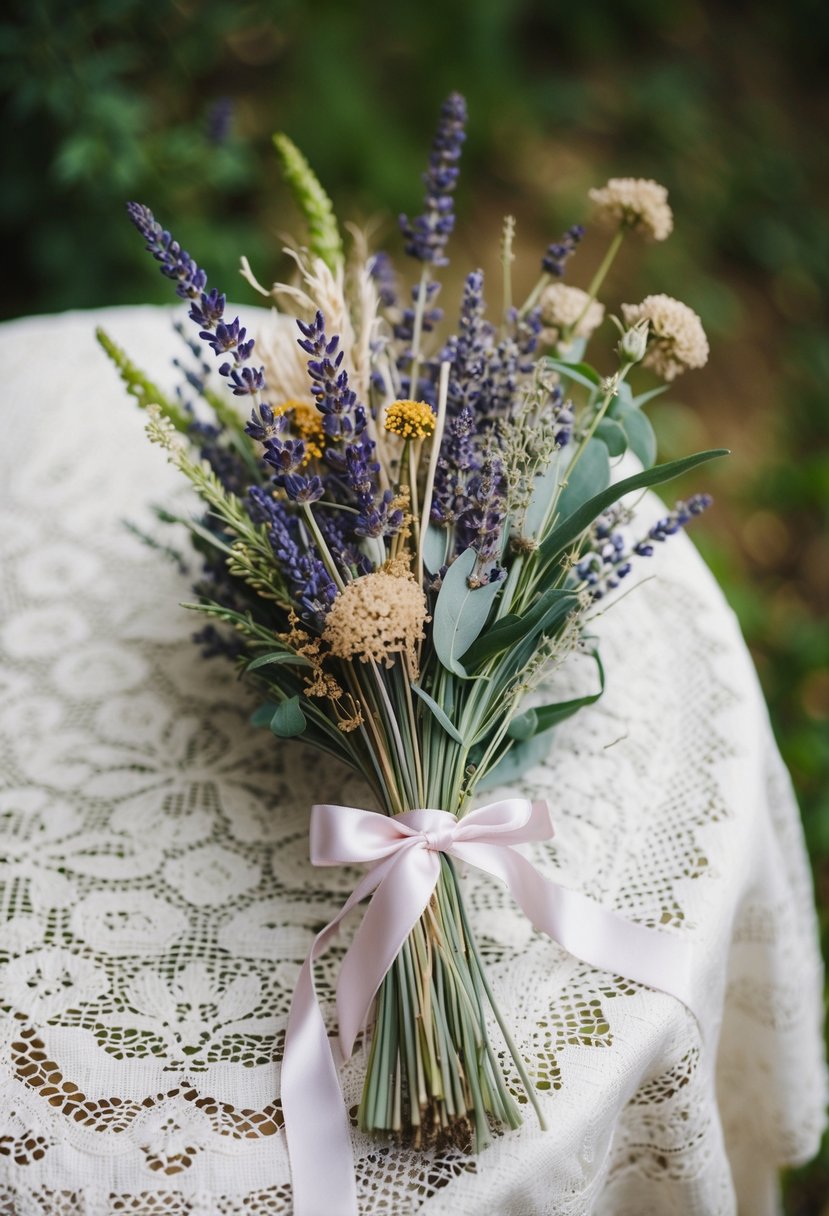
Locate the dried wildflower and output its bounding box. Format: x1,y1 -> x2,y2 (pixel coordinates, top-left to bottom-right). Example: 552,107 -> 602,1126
384,399 -> 436,440
539,283 -> 605,344
322,570 -> 428,678
621,294 -> 709,381
400,92 -> 467,267
588,178 -> 673,242
274,399 -> 326,461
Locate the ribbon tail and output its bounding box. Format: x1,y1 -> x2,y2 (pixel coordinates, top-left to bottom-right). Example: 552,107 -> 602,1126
337,844 -> 440,1058
281,865 -> 390,1216
454,841 -> 703,1037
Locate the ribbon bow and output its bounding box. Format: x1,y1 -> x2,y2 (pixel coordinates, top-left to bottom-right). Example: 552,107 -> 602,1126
281,798 -> 701,1216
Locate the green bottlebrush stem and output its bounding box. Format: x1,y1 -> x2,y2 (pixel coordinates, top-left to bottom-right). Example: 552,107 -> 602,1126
273,133 -> 343,271
96,327 -> 190,432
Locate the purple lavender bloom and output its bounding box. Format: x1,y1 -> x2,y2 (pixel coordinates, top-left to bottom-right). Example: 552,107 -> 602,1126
298,311 -> 366,441
200,317 -> 249,357
224,366 -> 267,396
128,203 -> 272,419
368,251 -> 398,309
263,436 -> 306,477
248,487 -> 337,620
459,449 -> 507,577
399,92 -> 467,267
478,307 -> 542,422
541,225 -> 585,277
284,473 -> 325,504
189,289 -> 226,330
442,270 -> 493,418
127,202 -> 207,300
188,418 -> 248,496
581,495 -> 713,599
245,402 -> 284,443
206,97 -> 233,145
431,406 -> 476,529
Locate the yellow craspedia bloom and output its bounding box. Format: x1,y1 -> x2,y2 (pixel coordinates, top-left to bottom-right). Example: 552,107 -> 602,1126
383,399 -> 436,440
274,399 -> 326,462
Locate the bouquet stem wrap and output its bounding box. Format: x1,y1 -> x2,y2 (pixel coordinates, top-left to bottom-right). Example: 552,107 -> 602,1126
282,798 -> 704,1216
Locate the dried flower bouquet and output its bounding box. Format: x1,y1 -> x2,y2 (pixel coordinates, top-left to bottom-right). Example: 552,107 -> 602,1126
99,92 -> 724,1187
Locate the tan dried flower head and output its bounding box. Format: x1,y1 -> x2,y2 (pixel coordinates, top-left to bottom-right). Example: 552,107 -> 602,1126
588,178 -> 673,242
322,570 -> 428,679
539,283 -> 605,344
621,294 -> 709,381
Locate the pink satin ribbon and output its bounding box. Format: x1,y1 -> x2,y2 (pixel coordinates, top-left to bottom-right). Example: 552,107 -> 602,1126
281,798 -> 702,1216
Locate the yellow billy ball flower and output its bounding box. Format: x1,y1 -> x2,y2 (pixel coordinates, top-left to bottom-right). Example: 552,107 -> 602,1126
383,399 -> 436,441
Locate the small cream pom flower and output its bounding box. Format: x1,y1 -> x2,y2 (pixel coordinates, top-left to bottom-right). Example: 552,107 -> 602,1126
588,178 -> 673,242
322,569 -> 428,678
621,294 -> 709,381
539,283 -> 605,345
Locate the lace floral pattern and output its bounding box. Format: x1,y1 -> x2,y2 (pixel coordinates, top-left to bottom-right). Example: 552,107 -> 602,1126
0,309 -> 825,1215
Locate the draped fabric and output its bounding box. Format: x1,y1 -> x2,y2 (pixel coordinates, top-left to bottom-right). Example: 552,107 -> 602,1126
0,307 -> 825,1215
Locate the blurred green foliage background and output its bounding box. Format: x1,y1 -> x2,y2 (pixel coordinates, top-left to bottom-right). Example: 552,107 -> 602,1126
2,0 -> 827,1207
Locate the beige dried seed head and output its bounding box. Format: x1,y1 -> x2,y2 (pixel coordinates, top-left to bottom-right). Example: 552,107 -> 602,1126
621,294 -> 709,381
588,177 -> 673,242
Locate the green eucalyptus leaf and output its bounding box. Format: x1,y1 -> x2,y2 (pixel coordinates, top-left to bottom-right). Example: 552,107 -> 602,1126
476,729 -> 556,792
620,408 -> 657,469
632,384 -> 669,409
538,448 -> 729,566
556,439 -> 610,521
269,696 -> 307,738
422,522 -> 450,575
595,418 -> 628,458
410,682 -> 465,744
507,651 -> 605,740
523,451 -> 564,539
432,548 -> 502,676
246,651 -> 313,672
544,357 -> 602,392
462,587 -> 577,669
250,701 -> 279,728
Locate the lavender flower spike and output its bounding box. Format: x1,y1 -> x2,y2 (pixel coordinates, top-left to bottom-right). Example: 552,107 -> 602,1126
127,202 -> 207,300
400,92 -> 467,267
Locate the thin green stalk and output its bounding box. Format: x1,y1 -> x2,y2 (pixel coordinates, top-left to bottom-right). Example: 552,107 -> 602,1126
395,949 -> 421,1128
302,504 -> 346,592
370,661 -> 419,809
559,227 -> 625,346
408,266 -> 431,398
417,361 -> 450,589
519,271 -> 551,318
501,214 -> 516,321
448,862 -> 547,1131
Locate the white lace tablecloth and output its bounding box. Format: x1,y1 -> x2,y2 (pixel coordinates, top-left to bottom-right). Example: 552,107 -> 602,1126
0,306 -> 826,1216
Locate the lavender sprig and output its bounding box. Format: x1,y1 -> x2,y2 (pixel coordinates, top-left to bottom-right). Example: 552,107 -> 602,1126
541,224 -> 585,277
127,202 -> 207,300
399,92 -> 468,268
578,494 -> 713,600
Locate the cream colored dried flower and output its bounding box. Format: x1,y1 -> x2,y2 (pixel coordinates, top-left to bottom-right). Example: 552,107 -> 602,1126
322,570 -> 428,679
539,283 -> 605,345
621,294 -> 709,381
588,178 -> 673,242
